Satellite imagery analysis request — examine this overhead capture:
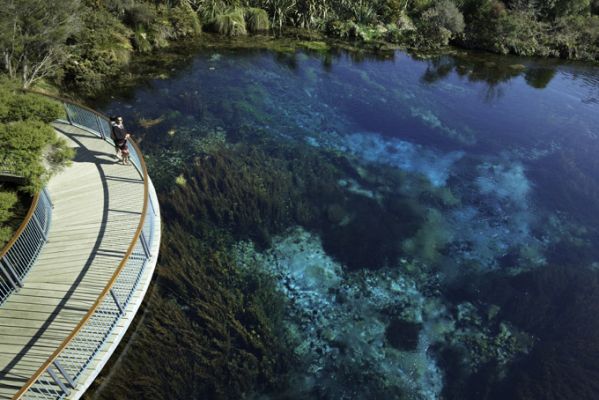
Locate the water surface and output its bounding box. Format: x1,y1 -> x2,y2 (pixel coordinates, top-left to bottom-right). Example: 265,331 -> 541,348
100,43 -> 599,400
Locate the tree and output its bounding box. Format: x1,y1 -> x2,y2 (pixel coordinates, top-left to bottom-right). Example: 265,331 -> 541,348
0,0 -> 81,88
418,0 -> 465,47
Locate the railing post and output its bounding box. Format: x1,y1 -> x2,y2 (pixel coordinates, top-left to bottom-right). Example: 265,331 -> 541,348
149,193 -> 158,217
140,231 -> 151,258
44,187 -> 54,209
0,259 -> 20,290
3,258 -> 23,288
95,114 -> 105,139
32,213 -> 48,241
110,289 -> 124,315
53,360 -> 76,389
47,366 -> 70,396
63,103 -> 73,125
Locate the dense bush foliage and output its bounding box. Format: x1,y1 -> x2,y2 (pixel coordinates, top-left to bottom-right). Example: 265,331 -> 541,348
2,0 -> 598,94
0,81 -> 74,193
0,81 -> 73,247
459,0 -> 599,59
0,190 -> 18,247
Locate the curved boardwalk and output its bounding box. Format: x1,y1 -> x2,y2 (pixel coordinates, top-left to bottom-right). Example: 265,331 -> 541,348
0,122 -> 147,399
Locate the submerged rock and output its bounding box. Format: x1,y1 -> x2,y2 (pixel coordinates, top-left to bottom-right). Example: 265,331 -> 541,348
386,319 -> 422,351
235,228 -> 446,399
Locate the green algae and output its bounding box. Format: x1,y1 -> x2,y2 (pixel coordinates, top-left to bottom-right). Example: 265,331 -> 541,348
297,41 -> 331,53
402,208 -> 452,265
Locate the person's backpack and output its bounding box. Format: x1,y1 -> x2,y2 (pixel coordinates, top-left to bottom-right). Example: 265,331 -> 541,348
109,117 -> 117,142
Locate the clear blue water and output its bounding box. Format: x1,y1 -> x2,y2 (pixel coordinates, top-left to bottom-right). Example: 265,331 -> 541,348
101,45 -> 599,399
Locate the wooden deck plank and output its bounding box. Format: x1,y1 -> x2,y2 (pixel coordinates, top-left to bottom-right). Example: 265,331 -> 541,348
0,123 -> 146,399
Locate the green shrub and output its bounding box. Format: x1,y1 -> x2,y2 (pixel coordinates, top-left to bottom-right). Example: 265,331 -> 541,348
246,8 -> 270,33
1,120 -> 55,152
2,93 -> 63,124
553,15 -> 599,59
101,0 -> 134,16
0,190 -> 18,247
0,121 -> 73,193
0,87 -> 74,193
493,11 -> 549,56
416,1 -> 465,47
0,191 -> 17,223
550,0 -> 591,19
133,27 -> 153,53
124,3 -> 158,28
0,78 -> 54,120
352,0 -> 377,24
61,7 -> 133,95
379,0 -> 406,24
169,3 -> 202,38
214,8 -> 248,36
326,20 -> 359,39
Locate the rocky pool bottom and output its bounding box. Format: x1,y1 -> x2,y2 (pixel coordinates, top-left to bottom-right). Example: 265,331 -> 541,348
232,227 -> 533,400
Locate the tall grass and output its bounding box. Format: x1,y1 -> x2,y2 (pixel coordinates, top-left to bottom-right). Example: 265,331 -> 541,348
214,8 -> 248,36
246,7 -> 271,32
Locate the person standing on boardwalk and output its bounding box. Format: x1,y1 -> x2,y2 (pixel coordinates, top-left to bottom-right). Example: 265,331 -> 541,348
111,116 -> 131,165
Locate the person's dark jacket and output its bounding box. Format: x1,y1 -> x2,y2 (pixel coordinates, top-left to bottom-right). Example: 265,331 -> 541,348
112,124 -> 127,143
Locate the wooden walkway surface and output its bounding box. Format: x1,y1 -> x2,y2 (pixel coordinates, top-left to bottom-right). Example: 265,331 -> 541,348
0,122 -> 145,399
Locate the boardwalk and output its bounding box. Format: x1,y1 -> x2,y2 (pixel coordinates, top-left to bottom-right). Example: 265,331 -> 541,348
0,122 -> 148,399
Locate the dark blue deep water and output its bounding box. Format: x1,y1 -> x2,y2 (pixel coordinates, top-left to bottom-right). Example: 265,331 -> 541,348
102,44 -> 599,399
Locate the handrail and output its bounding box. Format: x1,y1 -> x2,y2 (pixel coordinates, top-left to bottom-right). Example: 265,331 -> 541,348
24,90 -> 109,121
0,176 -> 52,306
0,194 -> 39,260
12,93 -> 154,399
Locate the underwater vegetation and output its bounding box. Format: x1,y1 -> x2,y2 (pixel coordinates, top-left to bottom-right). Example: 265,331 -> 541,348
87,223 -> 293,400
156,125 -> 455,271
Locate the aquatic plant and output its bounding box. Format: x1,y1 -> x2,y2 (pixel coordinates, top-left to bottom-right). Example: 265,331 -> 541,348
342,132 -> 465,186
402,208 -> 452,264
233,228 -> 446,399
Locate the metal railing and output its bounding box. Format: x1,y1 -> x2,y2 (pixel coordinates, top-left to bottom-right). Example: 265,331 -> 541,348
0,189 -> 52,306
13,92 -> 160,400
